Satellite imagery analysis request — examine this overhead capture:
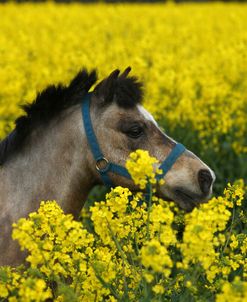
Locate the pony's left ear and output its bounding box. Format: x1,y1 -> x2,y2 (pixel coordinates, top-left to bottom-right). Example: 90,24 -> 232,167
94,69 -> 120,104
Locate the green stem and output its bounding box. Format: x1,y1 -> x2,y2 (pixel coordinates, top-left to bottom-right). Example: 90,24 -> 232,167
92,264 -> 122,300
222,205 -> 236,254
107,220 -> 130,301
146,182 -> 152,241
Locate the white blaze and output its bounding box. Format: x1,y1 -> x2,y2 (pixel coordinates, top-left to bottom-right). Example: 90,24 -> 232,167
137,105 -> 158,126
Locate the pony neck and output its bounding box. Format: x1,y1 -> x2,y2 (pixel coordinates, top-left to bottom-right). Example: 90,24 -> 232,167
0,106 -> 96,220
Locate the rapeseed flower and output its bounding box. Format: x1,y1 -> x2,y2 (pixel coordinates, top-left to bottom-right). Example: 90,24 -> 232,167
1,149 -> 245,301
1,3 -> 246,157
126,149 -> 160,189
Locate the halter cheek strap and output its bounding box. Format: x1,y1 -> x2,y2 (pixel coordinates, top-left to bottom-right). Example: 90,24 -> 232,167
82,93 -> 186,187
156,143 -> 186,180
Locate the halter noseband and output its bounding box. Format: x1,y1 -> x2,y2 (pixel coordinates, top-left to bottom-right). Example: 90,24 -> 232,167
82,93 -> 186,187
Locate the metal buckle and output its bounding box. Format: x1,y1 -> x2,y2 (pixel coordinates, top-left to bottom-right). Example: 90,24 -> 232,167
95,157 -> 110,173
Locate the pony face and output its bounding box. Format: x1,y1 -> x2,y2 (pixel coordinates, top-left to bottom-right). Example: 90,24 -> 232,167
91,68 -> 215,211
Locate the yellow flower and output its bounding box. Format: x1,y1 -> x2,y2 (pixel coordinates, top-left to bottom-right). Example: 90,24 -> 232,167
141,239 -> 172,275
126,150 -> 160,189
18,278 -> 52,302
230,235 -> 239,250
144,273 -> 154,283
216,278 -> 247,302
0,283 -> 8,298
152,284 -> 165,294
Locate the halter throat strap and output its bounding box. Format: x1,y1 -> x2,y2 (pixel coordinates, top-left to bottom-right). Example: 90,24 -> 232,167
81,93 -> 186,187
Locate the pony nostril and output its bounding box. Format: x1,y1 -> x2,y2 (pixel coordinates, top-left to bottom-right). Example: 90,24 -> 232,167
198,169 -> 213,194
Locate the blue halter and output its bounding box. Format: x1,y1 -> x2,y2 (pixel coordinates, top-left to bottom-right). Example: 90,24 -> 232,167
82,93 -> 186,187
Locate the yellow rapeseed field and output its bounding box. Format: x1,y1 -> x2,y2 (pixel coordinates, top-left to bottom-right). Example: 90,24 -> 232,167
0,3 -> 247,153
1,151 -> 246,301
0,3 -> 247,301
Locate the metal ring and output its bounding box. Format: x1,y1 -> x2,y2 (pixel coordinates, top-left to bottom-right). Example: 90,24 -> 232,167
95,157 -> 109,172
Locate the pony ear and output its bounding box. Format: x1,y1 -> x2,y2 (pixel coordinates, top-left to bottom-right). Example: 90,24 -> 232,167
94,69 -> 120,104
119,66 -> 131,79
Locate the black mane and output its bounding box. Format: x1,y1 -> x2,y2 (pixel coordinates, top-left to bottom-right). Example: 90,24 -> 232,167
0,69 -> 97,165
0,68 -> 143,165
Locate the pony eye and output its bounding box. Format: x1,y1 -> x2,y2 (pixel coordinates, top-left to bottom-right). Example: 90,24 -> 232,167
126,125 -> 144,139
